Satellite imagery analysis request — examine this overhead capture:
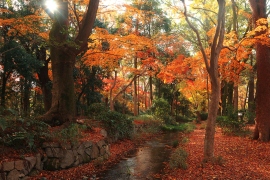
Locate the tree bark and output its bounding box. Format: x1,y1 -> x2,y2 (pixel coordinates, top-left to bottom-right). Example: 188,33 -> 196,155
248,55 -> 255,124
233,85 -> 238,111
149,75 -> 153,107
36,46 -> 52,111
22,79 -> 31,117
109,71 -> 117,111
204,0 -> 225,161
133,57 -> 138,116
0,72 -> 10,108
221,81 -> 228,115
183,0 -> 225,161
249,0 -> 270,141
40,0 -> 100,125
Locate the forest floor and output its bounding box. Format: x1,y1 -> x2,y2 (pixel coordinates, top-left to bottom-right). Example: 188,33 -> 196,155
161,124 -> 270,180
3,123 -> 270,179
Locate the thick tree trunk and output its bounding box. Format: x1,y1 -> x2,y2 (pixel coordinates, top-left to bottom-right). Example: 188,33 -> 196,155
40,0 -> 99,125
249,0 -> 270,141
41,1 -> 75,125
45,52 -> 76,124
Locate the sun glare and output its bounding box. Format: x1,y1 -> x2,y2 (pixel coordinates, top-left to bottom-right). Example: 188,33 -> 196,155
45,0 -> 58,13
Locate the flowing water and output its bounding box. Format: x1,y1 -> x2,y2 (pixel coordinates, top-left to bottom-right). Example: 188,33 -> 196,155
97,133 -> 180,180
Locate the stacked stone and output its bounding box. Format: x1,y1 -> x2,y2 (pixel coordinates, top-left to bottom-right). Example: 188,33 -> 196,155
42,140 -> 110,170
0,154 -> 42,180
0,129 -> 110,179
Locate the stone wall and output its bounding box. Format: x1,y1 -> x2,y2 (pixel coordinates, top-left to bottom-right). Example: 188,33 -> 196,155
42,140 -> 110,170
0,134 -> 110,180
0,154 -> 42,180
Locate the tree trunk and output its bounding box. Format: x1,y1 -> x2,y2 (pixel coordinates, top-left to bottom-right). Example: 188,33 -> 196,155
227,82 -> 233,106
42,1 -> 75,125
23,79 -> 31,117
0,72 -> 10,107
40,0 -> 99,125
149,76 -> 153,107
248,56 -> 255,124
134,57 -> 138,116
249,0 -> 270,141
233,84 -> 238,111
183,0 -> 225,161
221,80 -> 227,115
110,71 -> 117,111
36,46 -> 52,111
204,77 -> 220,159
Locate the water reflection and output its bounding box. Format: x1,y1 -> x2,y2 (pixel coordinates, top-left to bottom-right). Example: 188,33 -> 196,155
98,133 -> 179,180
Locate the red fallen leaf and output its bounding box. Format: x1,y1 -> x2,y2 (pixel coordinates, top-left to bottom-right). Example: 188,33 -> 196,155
161,125 -> 270,179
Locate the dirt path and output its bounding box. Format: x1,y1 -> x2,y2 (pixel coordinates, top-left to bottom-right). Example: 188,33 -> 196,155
162,125 -> 270,180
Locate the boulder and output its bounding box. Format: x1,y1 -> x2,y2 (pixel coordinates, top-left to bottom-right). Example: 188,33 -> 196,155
43,158 -> 60,171
100,129 -> 107,138
14,161 -> 24,171
35,154 -> 42,170
2,162 -> 14,172
83,141 -> 93,148
60,150 -> 75,169
7,169 -> 22,180
90,144 -> 99,159
25,156 -> 36,171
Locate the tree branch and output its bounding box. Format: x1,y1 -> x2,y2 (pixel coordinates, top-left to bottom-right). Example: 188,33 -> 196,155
74,0 -> 100,54
182,0 -> 210,72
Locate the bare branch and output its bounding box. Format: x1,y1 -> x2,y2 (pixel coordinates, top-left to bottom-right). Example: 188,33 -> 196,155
182,0 -> 210,72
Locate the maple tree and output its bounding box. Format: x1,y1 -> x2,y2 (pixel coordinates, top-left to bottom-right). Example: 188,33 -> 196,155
1,0 -> 270,179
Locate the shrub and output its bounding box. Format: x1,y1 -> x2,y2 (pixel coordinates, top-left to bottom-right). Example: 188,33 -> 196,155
150,98 -> 170,121
87,103 -> 109,117
200,112 -> 208,120
171,140 -> 179,148
216,115 -> 245,134
175,115 -> 191,123
53,123 -> 87,145
97,111 -> 134,140
0,118 -> 50,150
134,114 -> 163,133
169,147 -> 188,169
163,115 -> 177,125
161,123 -> 195,133
245,110 -> 255,124
216,105 -> 246,134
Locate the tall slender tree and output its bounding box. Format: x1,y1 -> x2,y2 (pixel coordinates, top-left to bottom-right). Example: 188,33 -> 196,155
182,0 -> 226,161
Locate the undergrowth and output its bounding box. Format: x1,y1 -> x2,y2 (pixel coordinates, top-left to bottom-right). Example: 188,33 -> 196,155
169,147 -> 188,169
0,117 -> 50,151
161,122 -> 195,133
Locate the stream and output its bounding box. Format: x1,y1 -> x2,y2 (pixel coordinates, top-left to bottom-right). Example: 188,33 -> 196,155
97,133 -> 180,180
